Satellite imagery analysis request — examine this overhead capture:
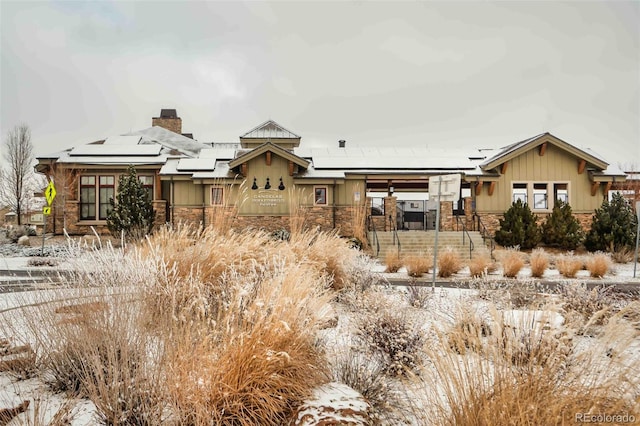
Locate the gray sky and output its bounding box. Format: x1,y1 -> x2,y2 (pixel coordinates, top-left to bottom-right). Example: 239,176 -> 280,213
1,1 -> 639,169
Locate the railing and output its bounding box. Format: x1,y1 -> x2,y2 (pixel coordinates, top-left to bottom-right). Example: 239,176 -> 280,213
389,215 -> 401,254
366,215 -> 380,257
455,216 -> 475,259
472,213 -> 495,258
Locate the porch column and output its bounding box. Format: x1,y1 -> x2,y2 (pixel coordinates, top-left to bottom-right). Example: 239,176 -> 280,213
384,196 -> 396,231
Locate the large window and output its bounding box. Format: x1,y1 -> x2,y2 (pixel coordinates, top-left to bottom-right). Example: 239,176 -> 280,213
533,183 -> 548,210
80,175 -> 115,221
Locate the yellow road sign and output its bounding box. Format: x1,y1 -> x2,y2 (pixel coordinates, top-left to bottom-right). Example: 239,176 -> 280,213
43,206 -> 51,215
45,181 -> 57,205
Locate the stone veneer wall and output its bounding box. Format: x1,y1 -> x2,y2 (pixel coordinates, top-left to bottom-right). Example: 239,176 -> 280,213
473,211 -> 596,237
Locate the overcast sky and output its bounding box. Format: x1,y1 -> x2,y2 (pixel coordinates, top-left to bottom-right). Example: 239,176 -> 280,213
1,1 -> 638,169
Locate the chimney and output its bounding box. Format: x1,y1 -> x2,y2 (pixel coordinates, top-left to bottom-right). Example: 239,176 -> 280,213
338,139 -> 346,148
152,109 -> 182,134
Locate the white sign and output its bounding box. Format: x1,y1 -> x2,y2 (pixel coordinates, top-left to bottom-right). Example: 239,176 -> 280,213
428,174 -> 461,202
636,201 -> 640,221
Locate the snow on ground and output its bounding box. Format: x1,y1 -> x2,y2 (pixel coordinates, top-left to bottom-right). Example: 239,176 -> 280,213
0,243 -> 639,424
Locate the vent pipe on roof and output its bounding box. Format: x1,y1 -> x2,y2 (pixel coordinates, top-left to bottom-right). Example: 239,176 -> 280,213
338,140 -> 346,148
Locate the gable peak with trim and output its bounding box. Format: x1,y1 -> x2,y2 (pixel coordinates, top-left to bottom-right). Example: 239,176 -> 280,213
240,120 -> 301,149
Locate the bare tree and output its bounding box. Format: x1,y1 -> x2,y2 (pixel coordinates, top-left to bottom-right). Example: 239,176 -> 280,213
0,124 -> 34,225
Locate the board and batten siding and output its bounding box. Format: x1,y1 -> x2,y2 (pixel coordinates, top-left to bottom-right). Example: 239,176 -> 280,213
475,143 -> 607,214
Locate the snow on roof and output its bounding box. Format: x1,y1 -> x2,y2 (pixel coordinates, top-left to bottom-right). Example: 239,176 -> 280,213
176,158 -> 216,171
296,147 -> 484,170
103,135 -> 143,146
126,126 -> 209,157
69,144 -> 162,157
240,120 -> 300,139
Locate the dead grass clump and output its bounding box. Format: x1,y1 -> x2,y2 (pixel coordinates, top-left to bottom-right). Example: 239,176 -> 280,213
585,251 -> 612,278
556,253 -> 584,278
356,306 -> 425,376
501,248 -> 524,278
422,306 -> 638,426
331,349 -> 402,424
611,246 -> 635,264
468,254 -> 492,278
446,308 -> 490,355
384,249 -> 402,273
558,283 -> 618,333
529,248 -> 549,278
404,253 -> 432,278
166,265 -> 330,425
406,283 -> 432,309
438,247 -> 462,278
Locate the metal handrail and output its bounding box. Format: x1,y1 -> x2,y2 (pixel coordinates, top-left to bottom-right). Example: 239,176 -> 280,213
367,215 -> 380,257
455,216 -> 475,259
389,215 -> 401,254
473,213 -> 495,258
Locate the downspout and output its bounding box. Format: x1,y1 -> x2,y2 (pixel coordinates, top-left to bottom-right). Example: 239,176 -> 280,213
201,179 -> 206,227
332,179 -> 337,230
170,177 -> 174,226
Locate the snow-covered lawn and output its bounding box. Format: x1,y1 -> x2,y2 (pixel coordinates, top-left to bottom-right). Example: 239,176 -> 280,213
0,238 -> 639,425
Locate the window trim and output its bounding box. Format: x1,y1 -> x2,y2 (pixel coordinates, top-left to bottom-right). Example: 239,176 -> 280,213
511,181 -> 570,212
211,186 -> 224,206
98,175 -> 115,220
80,175 -> 97,220
314,186 -> 328,205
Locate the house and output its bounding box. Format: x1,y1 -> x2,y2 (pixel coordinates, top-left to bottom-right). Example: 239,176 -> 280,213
35,109 -> 628,238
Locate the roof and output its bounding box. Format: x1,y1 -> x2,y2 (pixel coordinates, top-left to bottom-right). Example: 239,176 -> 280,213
480,132 -> 610,171
229,142 -> 309,169
295,147 -> 486,170
126,126 -> 207,157
240,120 -> 300,139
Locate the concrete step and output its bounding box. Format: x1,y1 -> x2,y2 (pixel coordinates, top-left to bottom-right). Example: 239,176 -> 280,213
368,230 -> 491,260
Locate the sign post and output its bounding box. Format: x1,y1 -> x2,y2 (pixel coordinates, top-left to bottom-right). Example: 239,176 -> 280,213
634,201 -> 640,278
42,181 -> 57,256
428,174 -> 461,291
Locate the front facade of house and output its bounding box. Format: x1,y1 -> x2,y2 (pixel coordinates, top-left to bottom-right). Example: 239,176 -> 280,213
35,109 -> 628,239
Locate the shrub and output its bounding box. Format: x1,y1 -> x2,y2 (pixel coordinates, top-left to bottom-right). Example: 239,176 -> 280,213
106,165 -> 155,242
556,254 -> 583,278
585,192 -> 637,253
437,247 -> 462,278
357,308 -> 425,376
529,248 -> 549,278
559,283 -> 617,331
501,248 -> 524,278
404,253 -> 432,278
468,254 -> 493,278
585,252 -> 611,278
541,200 -> 584,250
446,308 -> 490,355
384,249 -> 403,273
494,200 -> 541,249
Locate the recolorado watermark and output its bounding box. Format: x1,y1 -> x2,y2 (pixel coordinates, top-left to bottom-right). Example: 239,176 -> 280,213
575,412 -> 636,423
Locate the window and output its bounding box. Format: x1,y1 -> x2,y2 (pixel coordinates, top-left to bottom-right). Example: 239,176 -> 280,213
211,187 -> 224,205
371,197 -> 384,216
139,176 -> 154,201
79,175 -> 116,221
314,186 -> 327,205
554,183 -> 568,204
98,176 -> 115,220
533,183 -> 548,210
511,182 -> 569,211
512,183 -> 527,204
80,176 -> 96,220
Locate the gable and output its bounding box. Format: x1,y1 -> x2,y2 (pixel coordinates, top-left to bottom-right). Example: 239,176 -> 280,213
229,142 -> 309,174
240,120 -> 301,149
481,133 -> 609,173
